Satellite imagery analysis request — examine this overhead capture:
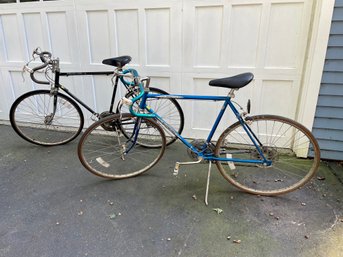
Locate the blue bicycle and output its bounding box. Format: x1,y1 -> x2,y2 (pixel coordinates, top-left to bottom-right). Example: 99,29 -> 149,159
77,70 -> 320,199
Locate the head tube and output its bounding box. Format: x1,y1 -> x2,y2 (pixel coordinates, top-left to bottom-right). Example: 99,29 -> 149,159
129,80 -> 156,118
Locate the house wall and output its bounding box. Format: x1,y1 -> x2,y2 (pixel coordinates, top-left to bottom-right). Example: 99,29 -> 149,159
312,0 -> 343,160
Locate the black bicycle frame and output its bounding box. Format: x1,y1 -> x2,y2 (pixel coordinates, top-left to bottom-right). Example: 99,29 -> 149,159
53,70 -> 121,116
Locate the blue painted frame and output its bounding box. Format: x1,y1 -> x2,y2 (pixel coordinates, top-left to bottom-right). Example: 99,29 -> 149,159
130,91 -> 270,166
119,68 -> 270,166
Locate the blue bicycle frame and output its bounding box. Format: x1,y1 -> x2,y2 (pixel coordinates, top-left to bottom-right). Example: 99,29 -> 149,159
118,68 -> 271,166
129,88 -> 272,166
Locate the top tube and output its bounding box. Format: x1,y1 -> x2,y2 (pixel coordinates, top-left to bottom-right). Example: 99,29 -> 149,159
127,75 -> 233,118
146,93 -> 229,101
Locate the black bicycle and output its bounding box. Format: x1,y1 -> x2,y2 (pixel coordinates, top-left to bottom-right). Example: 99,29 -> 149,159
9,48 -> 184,146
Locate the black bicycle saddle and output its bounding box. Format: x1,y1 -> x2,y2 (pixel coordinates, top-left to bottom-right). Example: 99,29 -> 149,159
102,56 -> 132,68
209,73 -> 254,89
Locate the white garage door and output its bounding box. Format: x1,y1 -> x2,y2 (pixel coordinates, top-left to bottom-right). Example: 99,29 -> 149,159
0,0 -> 314,139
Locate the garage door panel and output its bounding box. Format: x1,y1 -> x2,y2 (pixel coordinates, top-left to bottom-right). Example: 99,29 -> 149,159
23,13 -> 45,55
9,71 -> 34,98
228,4 -> 262,68
264,2 -> 304,68
46,11 -> 73,63
1,14 -> 24,62
259,80 -> 296,118
145,8 -> 171,66
194,5 -> 223,68
86,10 -> 112,64
115,9 -> 140,63
149,76 -> 171,93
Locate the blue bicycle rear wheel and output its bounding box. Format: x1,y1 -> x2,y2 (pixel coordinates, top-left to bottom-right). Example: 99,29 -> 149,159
215,115 -> 320,195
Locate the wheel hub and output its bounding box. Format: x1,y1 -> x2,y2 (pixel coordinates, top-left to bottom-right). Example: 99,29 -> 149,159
44,114 -> 53,125
251,145 -> 279,162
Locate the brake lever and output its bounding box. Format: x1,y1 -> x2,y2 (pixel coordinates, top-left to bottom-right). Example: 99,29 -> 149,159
32,47 -> 41,58
22,59 -> 34,82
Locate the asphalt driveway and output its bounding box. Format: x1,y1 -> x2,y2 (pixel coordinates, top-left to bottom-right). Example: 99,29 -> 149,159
0,124 -> 342,257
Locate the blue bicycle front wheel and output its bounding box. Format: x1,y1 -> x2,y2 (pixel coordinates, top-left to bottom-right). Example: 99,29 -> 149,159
78,113 -> 166,179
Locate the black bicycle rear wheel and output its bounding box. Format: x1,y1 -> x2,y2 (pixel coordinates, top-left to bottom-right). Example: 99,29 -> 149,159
10,90 -> 84,146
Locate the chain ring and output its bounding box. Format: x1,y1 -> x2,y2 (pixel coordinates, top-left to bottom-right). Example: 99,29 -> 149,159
99,111 -> 116,131
187,139 -> 216,162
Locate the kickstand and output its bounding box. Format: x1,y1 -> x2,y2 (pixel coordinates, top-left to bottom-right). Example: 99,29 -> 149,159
205,161 -> 212,206
173,158 -> 213,206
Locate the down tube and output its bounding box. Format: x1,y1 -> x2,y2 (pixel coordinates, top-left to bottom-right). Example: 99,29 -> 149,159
152,111 -> 200,153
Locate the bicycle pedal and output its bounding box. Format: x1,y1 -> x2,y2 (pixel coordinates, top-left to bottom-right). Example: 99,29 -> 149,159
173,158 -> 203,176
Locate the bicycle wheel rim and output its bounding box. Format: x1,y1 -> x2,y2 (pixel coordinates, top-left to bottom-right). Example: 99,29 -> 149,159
78,113 -> 166,179
10,90 -> 84,146
215,115 -> 320,195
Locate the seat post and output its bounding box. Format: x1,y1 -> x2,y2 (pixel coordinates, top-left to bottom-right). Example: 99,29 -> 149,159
109,75 -> 120,113
228,89 -> 236,98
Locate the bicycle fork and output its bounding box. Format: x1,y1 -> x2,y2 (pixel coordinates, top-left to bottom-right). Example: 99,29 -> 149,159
117,117 -> 142,160
44,93 -> 59,125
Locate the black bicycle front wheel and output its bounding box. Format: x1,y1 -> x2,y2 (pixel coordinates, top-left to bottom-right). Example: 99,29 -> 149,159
215,115 -> 320,195
10,90 -> 84,146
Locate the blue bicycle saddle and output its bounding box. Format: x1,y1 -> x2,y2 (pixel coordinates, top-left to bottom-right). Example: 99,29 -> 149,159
209,73 -> 254,89
102,56 -> 132,68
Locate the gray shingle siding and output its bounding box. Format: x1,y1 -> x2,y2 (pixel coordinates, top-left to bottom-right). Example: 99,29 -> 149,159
312,0 -> 343,160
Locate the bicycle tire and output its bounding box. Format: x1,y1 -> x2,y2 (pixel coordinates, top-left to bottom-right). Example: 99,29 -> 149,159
215,115 -> 320,195
117,87 -> 184,146
78,113 -> 166,179
10,90 -> 84,146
